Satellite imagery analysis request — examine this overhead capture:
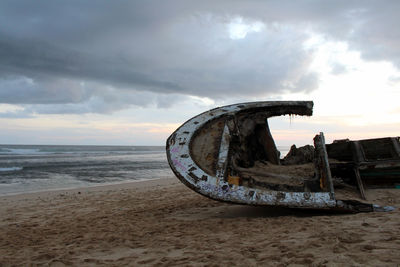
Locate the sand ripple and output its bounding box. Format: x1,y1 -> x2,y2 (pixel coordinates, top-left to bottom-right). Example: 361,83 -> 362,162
1,178 -> 400,266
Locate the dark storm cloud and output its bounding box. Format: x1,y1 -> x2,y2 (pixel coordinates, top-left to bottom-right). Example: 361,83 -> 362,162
0,35 -> 183,98
0,0 -> 399,114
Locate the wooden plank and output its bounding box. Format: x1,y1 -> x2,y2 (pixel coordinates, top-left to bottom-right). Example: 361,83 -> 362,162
351,141 -> 365,163
391,137 -> 400,158
351,141 -> 367,199
354,167 -> 367,200
313,132 -> 335,198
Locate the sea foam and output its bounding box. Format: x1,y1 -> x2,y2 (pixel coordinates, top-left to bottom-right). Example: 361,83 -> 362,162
0,167 -> 23,172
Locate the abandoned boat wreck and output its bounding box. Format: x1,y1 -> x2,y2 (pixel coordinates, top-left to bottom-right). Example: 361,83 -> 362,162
166,101 -> 397,212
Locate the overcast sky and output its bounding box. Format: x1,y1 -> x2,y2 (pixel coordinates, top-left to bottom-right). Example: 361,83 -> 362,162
1,0 -> 399,146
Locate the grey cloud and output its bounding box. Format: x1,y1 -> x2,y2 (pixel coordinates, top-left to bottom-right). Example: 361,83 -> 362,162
0,85 -> 190,116
0,0 -> 398,115
293,73 -> 319,93
0,76 -> 93,104
343,3 -> 400,67
0,73 -> 189,115
0,36 -> 184,95
0,109 -> 33,118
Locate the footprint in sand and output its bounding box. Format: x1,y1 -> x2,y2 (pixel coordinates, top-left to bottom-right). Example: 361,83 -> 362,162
337,232 -> 364,244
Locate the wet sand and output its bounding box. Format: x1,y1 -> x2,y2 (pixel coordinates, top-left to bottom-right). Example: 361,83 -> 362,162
1,177 -> 400,266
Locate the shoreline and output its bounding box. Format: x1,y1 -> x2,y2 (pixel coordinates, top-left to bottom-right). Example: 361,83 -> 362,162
0,176 -> 177,200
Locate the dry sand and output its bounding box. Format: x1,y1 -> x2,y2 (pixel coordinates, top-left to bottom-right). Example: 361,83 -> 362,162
1,177 -> 400,266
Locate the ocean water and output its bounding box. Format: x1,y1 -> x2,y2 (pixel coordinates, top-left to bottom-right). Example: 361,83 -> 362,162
0,144 -> 291,196
0,145 -> 173,196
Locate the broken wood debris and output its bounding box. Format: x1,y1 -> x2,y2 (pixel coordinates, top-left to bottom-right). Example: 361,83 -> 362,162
166,101 -> 397,213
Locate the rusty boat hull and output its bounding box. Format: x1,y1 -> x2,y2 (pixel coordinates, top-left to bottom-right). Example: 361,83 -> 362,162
166,101 -> 394,212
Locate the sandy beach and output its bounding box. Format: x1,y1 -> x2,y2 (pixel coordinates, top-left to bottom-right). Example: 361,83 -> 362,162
1,177 -> 400,266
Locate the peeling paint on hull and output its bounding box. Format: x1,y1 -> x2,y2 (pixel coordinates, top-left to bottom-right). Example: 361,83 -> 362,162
166,101 -> 388,212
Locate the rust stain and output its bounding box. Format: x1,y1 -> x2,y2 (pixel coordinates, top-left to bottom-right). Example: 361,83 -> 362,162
227,175 -> 240,186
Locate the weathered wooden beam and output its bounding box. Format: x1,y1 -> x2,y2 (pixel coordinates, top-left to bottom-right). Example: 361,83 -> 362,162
354,167 -> 367,200
313,132 -> 335,198
351,141 -> 365,163
391,137 -> 400,158
351,141 -> 367,199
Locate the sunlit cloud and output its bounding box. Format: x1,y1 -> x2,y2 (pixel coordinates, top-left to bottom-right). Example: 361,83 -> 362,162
0,104 -> 24,113
227,17 -> 265,39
